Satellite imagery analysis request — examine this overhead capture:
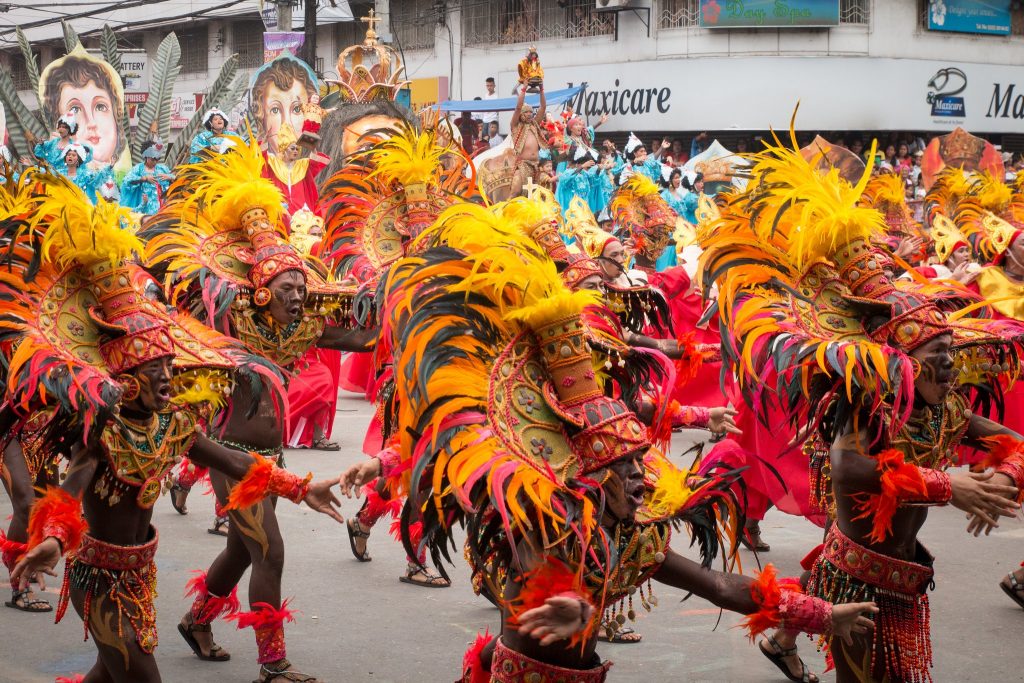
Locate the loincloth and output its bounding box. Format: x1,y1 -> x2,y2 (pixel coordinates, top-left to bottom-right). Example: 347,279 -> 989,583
58,527 -> 160,655
807,525 -> 934,683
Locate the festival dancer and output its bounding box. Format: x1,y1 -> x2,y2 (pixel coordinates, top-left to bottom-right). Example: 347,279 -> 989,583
318,121 -> 475,586
144,137 -> 371,682
120,141 -> 174,216
3,172 -> 343,683
621,133 -> 668,185
261,122 -> 330,220
31,113 -> 89,172
508,81 -> 548,197
555,145 -> 614,216
701,130 -> 1024,683
339,207 -> 878,681
189,108 -> 236,163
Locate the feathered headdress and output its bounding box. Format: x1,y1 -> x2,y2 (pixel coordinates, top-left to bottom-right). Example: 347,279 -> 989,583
611,174 -> 676,263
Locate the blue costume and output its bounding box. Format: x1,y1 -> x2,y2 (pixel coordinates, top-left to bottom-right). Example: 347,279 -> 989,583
34,138 -> 93,173
556,166 -> 613,217
120,162 -> 173,215
629,156 -> 665,184
189,129 -> 236,163
661,187 -> 687,217
680,191 -> 700,224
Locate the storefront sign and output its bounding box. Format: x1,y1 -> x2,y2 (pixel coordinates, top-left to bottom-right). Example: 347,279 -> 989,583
927,0 -> 1010,36
263,32 -> 305,63
541,56 -> 1024,133
699,0 -> 839,28
170,93 -> 200,129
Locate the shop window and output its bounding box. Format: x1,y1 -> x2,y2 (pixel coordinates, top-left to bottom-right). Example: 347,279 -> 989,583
10,52 -> 34,90
462,0 -> 613,46
839,0 -> 870,25
390,0 -> 438,51
179,26 -> 209,75
658,0 -> 699,30
233,20 -> 265,69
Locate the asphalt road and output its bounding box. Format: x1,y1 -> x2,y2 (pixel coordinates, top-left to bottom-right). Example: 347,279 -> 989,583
2,393 -> 1023,682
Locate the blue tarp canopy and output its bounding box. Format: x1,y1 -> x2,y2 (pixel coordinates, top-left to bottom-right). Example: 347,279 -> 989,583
435,85 -> 584,112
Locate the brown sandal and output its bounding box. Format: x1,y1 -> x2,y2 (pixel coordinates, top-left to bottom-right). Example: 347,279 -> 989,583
758,634 -> 817,683
170,483 -> 190,515
1000,570 -> 1024,609
255,658 -> 319,682
399,565 -> 450,588
178,617 -> 231,662
5,587 -> 52,613
597,621 -> 643,644
207,515 -> 229,537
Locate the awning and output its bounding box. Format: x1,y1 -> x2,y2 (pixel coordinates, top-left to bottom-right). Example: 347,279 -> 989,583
436,85 -> 584,113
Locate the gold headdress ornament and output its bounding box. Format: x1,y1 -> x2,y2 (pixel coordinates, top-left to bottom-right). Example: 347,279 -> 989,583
330,9 -> 410,103
563,196 -> 618,259
611,174 -> 675,262
930,214 -> 971,264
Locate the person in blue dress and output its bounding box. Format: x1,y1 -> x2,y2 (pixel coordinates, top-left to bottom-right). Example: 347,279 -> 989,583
60,143 -> 104,202
619,132 -> 668,185
121,141 -> 174,215
189,108 -> 236,163
32,113 -> 92,173
679,172 -> 705,225
556,145 -> 614,217
661,167 -> 688,216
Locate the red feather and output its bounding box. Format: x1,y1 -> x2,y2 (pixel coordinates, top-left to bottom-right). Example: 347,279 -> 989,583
184,570 -> 241,620
27,487 -> 88,555
507,557 -> 580,626
851,449 -> 926,544
363,482 -> 402,522
674,332 -> 705,388
55,676 -> 85,683
981,434 -> 1024,470
227,599 -> 297,630
461,629 -> 494,683
740,564 -> 802,640
224,453 -> 273,511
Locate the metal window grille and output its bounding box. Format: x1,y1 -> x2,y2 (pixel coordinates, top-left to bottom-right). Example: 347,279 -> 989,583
462,0 -> 613,46
10,53 -> 33,90
839,0 -> 870,25
658,0 -> 699,29
233,20 -> 265,69
179,26 -> 210,75
390,0 -> 438,51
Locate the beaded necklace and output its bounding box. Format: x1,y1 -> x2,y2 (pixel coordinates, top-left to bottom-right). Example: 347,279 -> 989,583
233,309 -> 325,370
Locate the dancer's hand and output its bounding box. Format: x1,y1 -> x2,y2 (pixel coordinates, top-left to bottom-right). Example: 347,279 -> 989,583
966,471 -> 1019,536
708,407 -> 742,436
339,459 -> 381,498
950,261 -> 979,285
830,601 -> 877,646
517,595 -> 594,646
303,479 -> 344,524
950,470 -> 1020,530
10,538 -> 61,591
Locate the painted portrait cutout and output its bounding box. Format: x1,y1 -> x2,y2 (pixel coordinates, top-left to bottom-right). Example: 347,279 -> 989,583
800,135 -> 866,185
39,45 -> 125,167
249,52 -> 318,154
921,126 -> 1003,190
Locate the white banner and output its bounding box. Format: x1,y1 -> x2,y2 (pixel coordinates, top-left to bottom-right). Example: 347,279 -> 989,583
534,56 -> 1024,133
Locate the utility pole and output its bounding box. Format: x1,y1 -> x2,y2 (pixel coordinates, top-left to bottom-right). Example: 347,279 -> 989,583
277,0 -> 292,30
301,0 -> 317,68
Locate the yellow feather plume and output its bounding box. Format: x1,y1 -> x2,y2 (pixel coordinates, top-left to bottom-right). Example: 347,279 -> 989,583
366,121 -> 450,187
32,173 -> 142,269
180,133 -> 285,231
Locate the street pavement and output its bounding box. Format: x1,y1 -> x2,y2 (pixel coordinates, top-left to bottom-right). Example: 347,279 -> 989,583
2,393 -> 1023,682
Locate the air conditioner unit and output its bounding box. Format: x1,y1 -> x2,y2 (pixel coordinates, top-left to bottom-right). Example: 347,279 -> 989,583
595,0 -> 633,11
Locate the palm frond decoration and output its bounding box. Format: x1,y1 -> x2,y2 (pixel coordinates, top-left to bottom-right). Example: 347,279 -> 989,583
132,32 -> 181,163
15,28 -> 46,119
0,71 -> 47,157
61,20 -> 80,53
100,25 -> 132,168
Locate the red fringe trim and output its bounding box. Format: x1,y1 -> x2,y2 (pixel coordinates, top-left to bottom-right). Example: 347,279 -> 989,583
225,454 -> 274,511
362,482 -> 402,523
981,434 -> 1024,470
740,564 -> 802,640
227,599 -> 297,630
507,558 -> 579,625
389,518 -> 423,548
55,675 -> 85,683
27,487 -> 87,555
185,570 -> 241,620
674,332 -> 705,388
851,449 -> 926,544
462,629 -> 494,683
0,530 -> 28,555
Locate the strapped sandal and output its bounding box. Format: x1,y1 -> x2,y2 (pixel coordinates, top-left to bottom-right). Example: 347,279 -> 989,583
346,518 -> 372,562
597,621 -> 643,644
758,634 -> 817,683
170,483 -> 190,515
399,565 -> 450,588
311,436 -> 341,451
255,658 -> 319,682
5,587 -> 52,613
178,618 -> 231,662
999,571 -> 1024,610
208,515 -> 229,537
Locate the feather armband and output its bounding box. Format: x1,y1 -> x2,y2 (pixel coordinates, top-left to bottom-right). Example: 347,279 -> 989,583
225,454 -> 311,510
850,449 -> 945,544
985,435 -> 1024,499
741,564 -> 831,637
507,558 -> 595,645
27,488 -> 88,556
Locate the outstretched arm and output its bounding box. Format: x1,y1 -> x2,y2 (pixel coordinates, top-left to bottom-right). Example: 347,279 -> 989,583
511,87 -> 526,129
537,83 -> 547,121
318,325 -> 377,351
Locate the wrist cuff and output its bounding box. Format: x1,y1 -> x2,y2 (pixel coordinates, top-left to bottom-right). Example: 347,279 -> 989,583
27,488 -> 88,557
995,453 -> 1024,501
902,468 -> 952,505
225,454 -> 312,510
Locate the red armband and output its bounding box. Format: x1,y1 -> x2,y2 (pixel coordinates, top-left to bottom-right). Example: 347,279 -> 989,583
902,467 -> 952,505
741,564 -> 830,637
225,454 -> 312,510
27,488 -> 88,556
376,445 -> 401,479
506,557 -> 595,646
672,403 -> 710,430
851,449 -> 934,544
984,435 -> 1024,498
